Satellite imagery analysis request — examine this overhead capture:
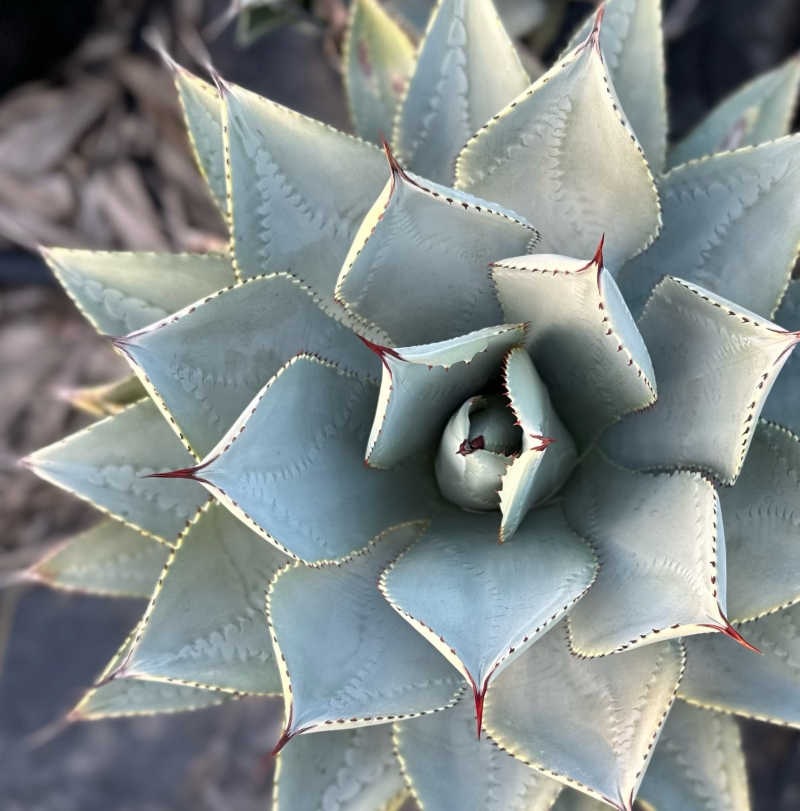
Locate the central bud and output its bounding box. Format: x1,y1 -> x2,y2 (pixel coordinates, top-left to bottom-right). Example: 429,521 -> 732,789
436,395 -> 523,511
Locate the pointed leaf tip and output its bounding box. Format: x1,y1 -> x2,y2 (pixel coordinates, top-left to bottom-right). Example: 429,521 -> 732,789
719,619 -> 762,654
356,334 -> 404,370
141,465 -> 201,481
470,679 -> 489,739
591,234 -> 605,269
381,137 -> 416,187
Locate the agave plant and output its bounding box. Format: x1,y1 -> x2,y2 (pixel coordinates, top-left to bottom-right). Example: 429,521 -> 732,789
19,0 -> 800,809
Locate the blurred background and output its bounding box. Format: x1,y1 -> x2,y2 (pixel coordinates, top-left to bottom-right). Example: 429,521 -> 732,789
1,0 -> 799,808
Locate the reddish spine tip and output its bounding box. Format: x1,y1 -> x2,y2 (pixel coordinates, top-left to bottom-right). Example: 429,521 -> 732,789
457,435 -> 485,456
530,434 -> 555,452
142,466 -> 200,480
379,137 -> 416,187
271,726 -> 296,757
357,334 -> 404,371
471,680 -> 488,740
592,4 -> 606,37
720,622 -> 761,654
592,233 -> 605,268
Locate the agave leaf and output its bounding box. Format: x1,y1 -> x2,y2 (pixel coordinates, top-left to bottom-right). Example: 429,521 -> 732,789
222,82 -> 388,305
762,279 -> 800,435
435,396 -> 516,510
381,506 -> 596,726
44,249 -> 234,337
72,632 -> 235,720
345,0 -> 415,146
498,348 -> 577,539
678,603 -> 800,728
29,520 -> 169,598
562,0 -> 667,175
492,249 -> 655,448
618,135 -> 800,319
395,694 -> 564,811
274,726 -> 408,811
484,624 -> 684,811
158,355 -> 440,564
172,66 -> 227,211
602,277 -> 800,485
116,273 -> 379,458
721,421 -> 800,623
393,0 -> 529,186
668,58 -> 800,169
236,1 -> 298,46
61,376 -> 148,419
267,522 -> 464,742
116,502 -> 288,695
23,399 -> 209,544
364,323 -> 525,468
562,450 -> 737,657
336,154 -> 538,346
455,13 -> 661,271
636,701 -> 750,811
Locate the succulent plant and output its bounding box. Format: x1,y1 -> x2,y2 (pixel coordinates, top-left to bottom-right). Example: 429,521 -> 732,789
20,0 -> 800,809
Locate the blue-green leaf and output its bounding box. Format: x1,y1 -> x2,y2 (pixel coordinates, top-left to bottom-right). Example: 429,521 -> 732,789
484,624 -> 684,811
669,58 -> 800,169
274,725 -> 408,811
29,520 -> 169,598
172,66 -> 227,211
679,603 -> 800,728
222,82 -> 388,305
562,0 -> 667,175
267,522 -> 464,741
395,695 -> 563,811
394,0 -> 529,186
24,399 -> 209,544
563,450 -> 733,657
71,632 -> 235,720
116,502 -> 288,695
336,156 -> 538,346
762,279 -> 800,435
636,701 -> 751,811
43,249 -> 234,337
159,355 -> 440,563
455,13 -> 661,270
618,135 -> 800,320
603,277 -> 800,485
344,0 -> 415,146
62,376 -> 148,419
381,506 -> 596,723
365,323 -> 525,468
116,273 -> 378,458
493,249 -> 655,448
498,347 -> 577,539
721,421 -> 800,623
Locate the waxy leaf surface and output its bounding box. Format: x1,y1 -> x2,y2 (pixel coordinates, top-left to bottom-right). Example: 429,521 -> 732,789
345,0 -> 415,146
73,633 -> 233,720
25,399 -> 209,544
395,695 -> 563,811
30,520 -> 169,598
619,136 -> 800,319
563,0 -> 667,174
173,67 -> 227,210
45,249 -> 234,337
382,507 -> 596,715
118,273 -> 378,457
188,356 -> 440,563
121,502 -> 288,695
679,604 -> 800,728
563,450 -> 728,656
274,725 -> 407,811
603,277 -> 799,485
722,421 -> 800,623
669,58 -> 800,169
366,323 -> 525,468
484,625 -> 684,811
493,252 -> 655,448
267,522 -> 464,738
394,0 -> 529,186
762,279 -> 800,435
498,348 -> 577,539
636,701 -> 750,811
223,82 -> 388,303
455,18 -> 660,270
337,163 -> 537,346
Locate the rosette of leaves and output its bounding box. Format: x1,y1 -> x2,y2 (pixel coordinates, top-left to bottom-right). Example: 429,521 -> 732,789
20,0 -> 800,809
